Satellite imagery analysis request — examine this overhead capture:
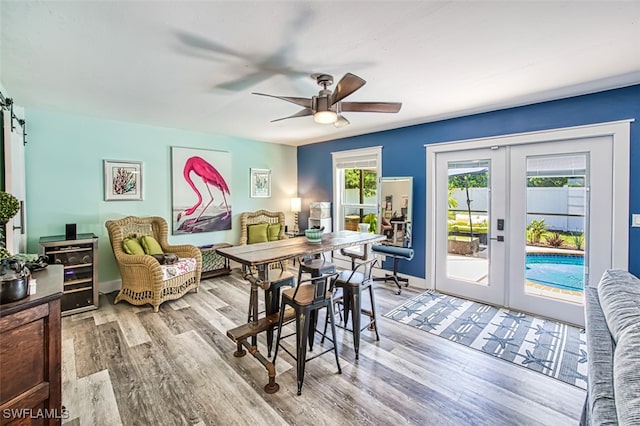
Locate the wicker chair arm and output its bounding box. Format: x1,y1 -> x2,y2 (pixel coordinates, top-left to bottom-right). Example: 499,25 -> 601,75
162,243 -> 201,260
115,253 -> 163,269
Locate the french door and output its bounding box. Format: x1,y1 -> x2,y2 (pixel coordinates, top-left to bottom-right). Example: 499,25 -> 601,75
428,122 -> 629,326
433,148 -> 507,307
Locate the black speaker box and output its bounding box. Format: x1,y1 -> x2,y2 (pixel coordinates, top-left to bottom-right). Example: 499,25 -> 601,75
65,223 -> 77,240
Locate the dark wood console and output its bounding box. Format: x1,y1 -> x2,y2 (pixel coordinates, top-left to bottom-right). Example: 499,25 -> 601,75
0,265 -> 64,425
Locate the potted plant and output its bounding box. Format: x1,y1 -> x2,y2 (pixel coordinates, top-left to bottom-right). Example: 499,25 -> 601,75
0,191 -> 28,303
0,255 -> 29,303
362,213 -> 378,233
0,191 -> 19,251
0,191 -> 20,223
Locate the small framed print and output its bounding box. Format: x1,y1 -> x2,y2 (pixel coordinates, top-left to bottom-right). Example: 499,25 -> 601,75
250,168 -> 271,198
104,160 -> 143,201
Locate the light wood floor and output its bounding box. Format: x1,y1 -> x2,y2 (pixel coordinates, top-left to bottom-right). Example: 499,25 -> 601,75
61,269 -> 585,425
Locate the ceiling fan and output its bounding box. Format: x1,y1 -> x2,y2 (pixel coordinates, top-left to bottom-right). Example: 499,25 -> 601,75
252,73 -> 402,128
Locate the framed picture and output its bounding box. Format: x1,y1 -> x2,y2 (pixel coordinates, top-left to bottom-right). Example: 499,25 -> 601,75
171,147 -> 232,234
250,168 -> 271,198
103,160 -> 143,201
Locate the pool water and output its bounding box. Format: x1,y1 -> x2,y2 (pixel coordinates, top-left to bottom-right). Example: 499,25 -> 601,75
525,253 -> 584,291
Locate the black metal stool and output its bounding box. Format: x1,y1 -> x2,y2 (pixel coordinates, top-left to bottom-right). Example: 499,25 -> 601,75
245,262 -> 295,357
273,272 -> 341,395
371,244 -> 414,294
324,258 -> 379,360
297,253 -> 336,282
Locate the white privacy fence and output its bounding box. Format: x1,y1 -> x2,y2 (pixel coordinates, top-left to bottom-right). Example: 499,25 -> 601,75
451,187 -> 585,232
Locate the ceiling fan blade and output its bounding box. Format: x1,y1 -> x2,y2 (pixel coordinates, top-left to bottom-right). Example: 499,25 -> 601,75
216,72 -> 272,91
340,101 -> 402,113
252,92 -> 312,108
331,73 -> 366,105
271,108 -> 313,122
334,114 -> 350,128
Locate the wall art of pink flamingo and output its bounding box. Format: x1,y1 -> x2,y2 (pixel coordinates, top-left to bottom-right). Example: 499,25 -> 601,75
177,156 -> 230,225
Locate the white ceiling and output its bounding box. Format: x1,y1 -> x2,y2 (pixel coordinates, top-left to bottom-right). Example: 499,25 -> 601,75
1,1 -> 639,146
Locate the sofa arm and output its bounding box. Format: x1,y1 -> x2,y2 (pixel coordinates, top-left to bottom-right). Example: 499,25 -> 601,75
585,286 -> 618,425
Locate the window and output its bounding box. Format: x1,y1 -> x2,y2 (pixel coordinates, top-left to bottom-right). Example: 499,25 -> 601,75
332,147 -> 382,234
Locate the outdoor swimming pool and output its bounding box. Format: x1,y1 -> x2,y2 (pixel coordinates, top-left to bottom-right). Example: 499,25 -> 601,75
525,253 -> 584,291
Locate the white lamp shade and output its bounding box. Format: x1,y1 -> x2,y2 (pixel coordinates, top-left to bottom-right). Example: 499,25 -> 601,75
290,197 -> 302,213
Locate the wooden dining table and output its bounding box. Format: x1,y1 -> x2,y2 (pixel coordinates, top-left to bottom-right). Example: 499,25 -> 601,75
216,230 -> 386,393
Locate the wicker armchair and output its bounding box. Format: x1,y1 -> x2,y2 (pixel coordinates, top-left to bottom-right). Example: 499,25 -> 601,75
239,210 -> 287,271
239,210 -> 286,245
105,216 -> 202,312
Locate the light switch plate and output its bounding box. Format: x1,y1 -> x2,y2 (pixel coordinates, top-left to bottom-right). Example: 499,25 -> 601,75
633,214 -> 640,227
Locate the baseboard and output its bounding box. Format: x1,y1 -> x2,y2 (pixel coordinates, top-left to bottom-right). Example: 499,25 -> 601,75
99,279 -> 121,295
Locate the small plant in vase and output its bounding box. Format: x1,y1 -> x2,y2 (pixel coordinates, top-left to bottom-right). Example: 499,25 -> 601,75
0,191 -> 29,303
0,191 -> 20,250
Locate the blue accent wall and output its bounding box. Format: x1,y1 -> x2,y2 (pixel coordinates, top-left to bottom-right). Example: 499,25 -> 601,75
298,84 -> 640,277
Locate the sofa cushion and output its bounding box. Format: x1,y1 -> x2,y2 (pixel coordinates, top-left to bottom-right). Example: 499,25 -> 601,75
597,269 -> 640,343
141,235 -> 164,255
267,223 -> 281,241
123,237 -> 145,255
159,257 -> 197,280
613,326 -> 640,425
247,223 -> 269,244
585,286 -> 618,425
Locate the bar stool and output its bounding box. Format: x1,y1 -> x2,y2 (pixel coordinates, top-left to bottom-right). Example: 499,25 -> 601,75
371,244 -> 414,294
245,261 -> 295,357
325,258 -> 379,360
273,272 -> 341,395
297,253 -> 336,281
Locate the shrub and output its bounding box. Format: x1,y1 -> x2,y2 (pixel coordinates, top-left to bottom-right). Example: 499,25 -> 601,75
571,231 -> 584,250
527,219 -> 547,244
545,232 -> 564,247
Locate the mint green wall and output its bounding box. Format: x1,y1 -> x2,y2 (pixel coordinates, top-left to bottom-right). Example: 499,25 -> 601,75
24,108 -> 297,286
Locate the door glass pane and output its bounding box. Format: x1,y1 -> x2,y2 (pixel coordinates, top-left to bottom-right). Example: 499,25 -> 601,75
524,154 -> 586,303
447,160 -> 490,285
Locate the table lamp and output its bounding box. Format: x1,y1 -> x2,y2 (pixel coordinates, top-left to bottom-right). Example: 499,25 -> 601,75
291,197 -> 301,234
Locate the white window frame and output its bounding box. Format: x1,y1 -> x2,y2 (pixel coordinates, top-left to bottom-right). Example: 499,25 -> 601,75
332,146 -> 382,236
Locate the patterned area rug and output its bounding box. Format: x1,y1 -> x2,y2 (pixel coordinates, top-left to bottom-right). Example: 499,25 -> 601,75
385,291 -> 587,389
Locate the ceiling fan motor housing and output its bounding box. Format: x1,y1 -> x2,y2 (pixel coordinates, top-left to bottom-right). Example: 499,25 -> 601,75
312,92 -> 332,113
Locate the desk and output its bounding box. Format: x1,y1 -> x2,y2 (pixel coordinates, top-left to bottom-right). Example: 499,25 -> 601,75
216,230 -> 386,393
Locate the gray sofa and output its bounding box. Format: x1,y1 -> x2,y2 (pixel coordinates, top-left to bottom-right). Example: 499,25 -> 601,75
582,269 -> 640,425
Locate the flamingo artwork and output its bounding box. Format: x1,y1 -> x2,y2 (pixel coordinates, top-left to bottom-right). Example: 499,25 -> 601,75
177,156 -> 231,227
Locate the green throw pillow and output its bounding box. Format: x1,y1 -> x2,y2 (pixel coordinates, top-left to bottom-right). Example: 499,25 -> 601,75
141,235 -> 164,255
247,223 -> 269,244
267,224 -> 281,241
123,237 -> 145,255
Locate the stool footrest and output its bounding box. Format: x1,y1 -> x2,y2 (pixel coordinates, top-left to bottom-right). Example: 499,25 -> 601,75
228,308 -> 295,342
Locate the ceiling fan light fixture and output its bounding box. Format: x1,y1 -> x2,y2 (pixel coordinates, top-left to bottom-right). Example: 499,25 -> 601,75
313,110 -> 338,124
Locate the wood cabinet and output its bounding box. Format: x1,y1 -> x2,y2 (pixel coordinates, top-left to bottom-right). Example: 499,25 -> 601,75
39,234 -> 98,316
0,266 -> 64,425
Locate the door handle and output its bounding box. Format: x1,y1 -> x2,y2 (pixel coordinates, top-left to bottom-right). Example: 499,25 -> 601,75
490,235 -> 504,242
